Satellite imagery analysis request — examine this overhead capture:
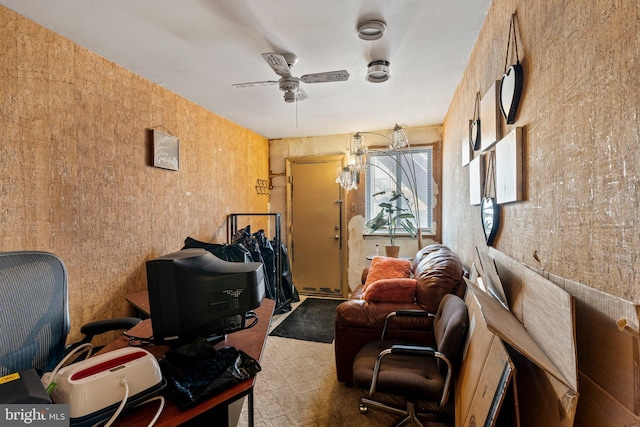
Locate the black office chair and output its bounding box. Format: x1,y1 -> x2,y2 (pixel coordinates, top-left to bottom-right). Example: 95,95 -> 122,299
0,251 -> 142,377
353,293 -> 469,427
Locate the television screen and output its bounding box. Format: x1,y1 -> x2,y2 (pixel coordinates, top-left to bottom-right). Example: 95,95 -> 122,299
146,248 -> 265,345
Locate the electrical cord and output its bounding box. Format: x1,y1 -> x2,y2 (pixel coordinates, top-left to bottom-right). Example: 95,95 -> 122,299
102,379 -> 129,427
138,395 -> 165,426
122,331 -> 155,347
42,342 -> 94,394
244,311 -> 259,329
89,381 -> 165,427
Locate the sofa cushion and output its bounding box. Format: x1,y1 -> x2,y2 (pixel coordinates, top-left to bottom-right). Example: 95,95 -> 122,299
362,278 -> 417,303
413,243 -> 451,271
414,247 -> 463,313
364,257 -> 413,290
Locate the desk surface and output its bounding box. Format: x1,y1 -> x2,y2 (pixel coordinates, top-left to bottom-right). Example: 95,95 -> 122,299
100,295 -> 275,426
126,290 -> 151,317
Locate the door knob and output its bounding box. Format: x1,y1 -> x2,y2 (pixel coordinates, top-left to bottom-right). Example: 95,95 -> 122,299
334,235 -> 340,240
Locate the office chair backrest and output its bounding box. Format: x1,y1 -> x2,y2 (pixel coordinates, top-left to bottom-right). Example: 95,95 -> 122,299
433,293 -> 468,374
0,251 -> 70,376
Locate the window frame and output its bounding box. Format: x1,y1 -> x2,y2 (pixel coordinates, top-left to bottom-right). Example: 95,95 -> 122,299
364,146 -> 435,238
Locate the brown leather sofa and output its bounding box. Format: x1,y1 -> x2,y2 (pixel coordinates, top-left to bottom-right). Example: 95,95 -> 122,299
334,244 -> 466,383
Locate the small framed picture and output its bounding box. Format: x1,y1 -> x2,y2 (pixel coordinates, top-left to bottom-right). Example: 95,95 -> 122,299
153,130 -> 179,171
469,155 -> 485,206
462,121 -> 473,166
480,80 -> 501,152
495,127 -> 523,203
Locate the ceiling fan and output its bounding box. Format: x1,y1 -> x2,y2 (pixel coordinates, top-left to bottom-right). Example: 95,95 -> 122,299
233,53 -> 350,103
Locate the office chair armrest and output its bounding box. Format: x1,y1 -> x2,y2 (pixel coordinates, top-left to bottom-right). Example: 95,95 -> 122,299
373,345 -> 453,408
81,317 -> 142,336
393,310 -> 435,317
74,317 -> 142,345
389,344 -> 436,357
381,310 -> 435,339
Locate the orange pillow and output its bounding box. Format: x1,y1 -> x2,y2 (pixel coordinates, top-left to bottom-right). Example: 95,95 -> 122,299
364,256 -> 413,290
362,278 -> 417,303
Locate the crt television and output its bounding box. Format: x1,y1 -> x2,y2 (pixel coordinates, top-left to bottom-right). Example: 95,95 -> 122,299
146,248 -> 265,345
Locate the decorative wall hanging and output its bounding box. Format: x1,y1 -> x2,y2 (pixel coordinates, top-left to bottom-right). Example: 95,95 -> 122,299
480,81 -> 501,152
462,121 -> 473,166
481,151 -> 500,246
152,130 -> 180,171
500,14 -> 524,124
495,127 -> 523,203
469,155 -> 484,206
255,179 -> 270,195
469,92 -> 481,151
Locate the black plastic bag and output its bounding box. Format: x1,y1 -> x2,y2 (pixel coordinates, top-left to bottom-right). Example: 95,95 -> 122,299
231,227 -> 276,299
253,229 -> 277,298
278,243 -> 299,306
183,236 -> 252,263
159,338 -> 261,409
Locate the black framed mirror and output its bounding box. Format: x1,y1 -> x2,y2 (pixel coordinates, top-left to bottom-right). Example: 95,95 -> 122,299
481,197 -> 500,246
469,118 -> 481,151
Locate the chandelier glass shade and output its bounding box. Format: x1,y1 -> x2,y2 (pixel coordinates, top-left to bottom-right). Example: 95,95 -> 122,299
348,132 -> 368,171
389,123 -> 409,149
336,165 -> 359,191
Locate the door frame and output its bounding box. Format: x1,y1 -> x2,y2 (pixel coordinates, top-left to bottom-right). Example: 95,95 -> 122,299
285,154 -> 348,299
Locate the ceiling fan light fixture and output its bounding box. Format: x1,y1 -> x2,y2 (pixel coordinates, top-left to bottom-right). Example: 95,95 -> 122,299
357,20 -> 386,40
366,60 -> 390,83
283,91 -> 296,103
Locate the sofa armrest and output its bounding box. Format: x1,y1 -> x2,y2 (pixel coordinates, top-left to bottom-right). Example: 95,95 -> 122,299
361,267 -> 370,285
336,299 -> 432,329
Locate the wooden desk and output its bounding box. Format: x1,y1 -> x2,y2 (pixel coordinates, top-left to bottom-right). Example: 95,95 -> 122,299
100,295 -> 274,426
126,290 -> 151,317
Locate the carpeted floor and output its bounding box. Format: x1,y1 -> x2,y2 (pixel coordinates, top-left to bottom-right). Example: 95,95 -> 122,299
239,296 -> 454,427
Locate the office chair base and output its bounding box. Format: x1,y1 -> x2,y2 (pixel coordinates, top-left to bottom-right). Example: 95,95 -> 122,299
360,398 -> 424,427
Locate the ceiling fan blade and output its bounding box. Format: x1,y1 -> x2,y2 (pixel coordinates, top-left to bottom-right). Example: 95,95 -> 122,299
232,81 -> 278,88
261,53 -> 291,77
296,88 -> 308,101
300,70 -> 350,84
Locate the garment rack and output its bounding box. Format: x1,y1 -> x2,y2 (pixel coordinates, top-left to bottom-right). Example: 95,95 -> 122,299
227,213 -> 291,314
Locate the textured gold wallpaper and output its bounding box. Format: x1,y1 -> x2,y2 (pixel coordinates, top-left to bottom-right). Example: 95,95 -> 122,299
0,6 -> 270,342
443,0 -> 640,302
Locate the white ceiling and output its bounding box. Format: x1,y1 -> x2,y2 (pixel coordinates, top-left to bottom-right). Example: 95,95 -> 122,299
0,0 -> 491,139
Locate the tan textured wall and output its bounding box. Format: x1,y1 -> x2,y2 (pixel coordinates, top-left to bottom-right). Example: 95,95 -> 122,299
443,0 -> 640,301
0,7 -> 269,341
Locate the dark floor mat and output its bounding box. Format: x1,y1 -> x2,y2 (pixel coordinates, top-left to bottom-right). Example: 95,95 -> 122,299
269,298 -> 344,343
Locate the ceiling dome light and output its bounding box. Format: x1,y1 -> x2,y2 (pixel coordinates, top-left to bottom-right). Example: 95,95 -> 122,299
357,20 -> 386,40
366,60 -> 390,83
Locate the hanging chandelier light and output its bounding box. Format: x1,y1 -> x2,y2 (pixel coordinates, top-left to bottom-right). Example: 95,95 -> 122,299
389,123 -> 409,149
349,132 -> 368,171
336,165 -> 359,191
335,123 -> 423,247
337,125 -> 411,192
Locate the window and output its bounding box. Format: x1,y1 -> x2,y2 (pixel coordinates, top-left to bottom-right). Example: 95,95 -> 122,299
365,147 -> 434,235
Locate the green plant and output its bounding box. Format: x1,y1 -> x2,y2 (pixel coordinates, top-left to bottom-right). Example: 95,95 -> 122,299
365,190 -> 417,246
